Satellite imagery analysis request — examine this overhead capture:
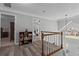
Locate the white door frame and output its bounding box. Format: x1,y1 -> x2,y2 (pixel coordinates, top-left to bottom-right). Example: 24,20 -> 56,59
0,11 -> 17,46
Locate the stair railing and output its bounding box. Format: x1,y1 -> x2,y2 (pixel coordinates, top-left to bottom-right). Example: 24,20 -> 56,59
41,31 -> 63,56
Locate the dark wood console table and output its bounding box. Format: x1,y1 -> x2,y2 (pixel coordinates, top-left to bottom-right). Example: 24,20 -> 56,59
19,32 -> 32,46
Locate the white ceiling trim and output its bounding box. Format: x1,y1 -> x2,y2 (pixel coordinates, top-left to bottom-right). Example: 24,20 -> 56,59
0,7 -> 53,20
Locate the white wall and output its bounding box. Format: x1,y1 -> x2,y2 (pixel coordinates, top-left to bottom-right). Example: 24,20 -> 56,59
15,14 -> 32,44
40,19 -> 58,32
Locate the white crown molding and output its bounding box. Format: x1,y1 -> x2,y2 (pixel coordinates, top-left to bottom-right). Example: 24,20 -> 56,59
0,7 -> 53,20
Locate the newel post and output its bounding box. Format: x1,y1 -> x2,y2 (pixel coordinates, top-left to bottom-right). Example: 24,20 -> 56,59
61,32 -> 63,49
41,32 -> 45,56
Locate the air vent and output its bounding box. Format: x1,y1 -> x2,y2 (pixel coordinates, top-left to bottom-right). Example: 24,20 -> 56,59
3,3 -> 11,8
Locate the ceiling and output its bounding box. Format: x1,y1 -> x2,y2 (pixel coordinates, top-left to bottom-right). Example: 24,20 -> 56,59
2,3 -> 79,20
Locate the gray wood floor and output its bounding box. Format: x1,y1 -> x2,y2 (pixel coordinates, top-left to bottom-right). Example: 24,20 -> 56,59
0,40 -> 61,56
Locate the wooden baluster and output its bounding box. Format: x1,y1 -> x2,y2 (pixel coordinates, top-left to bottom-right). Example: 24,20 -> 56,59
59,34 -> 61,46
58,34 -> 60,46
53,35 -> 55,44
48,36 -> 50,55
41,32 -> 44,56
54,35 -> 55,45
58,34 -> 59,46
47,36 -> 49,55
61,32 -> 63,49
49,36 -> 51,54
55,35 -> 56,45
57,34 -> 59,46
52,35 -> 54,53
56,34 -> 58,46
55,35 -> 57,45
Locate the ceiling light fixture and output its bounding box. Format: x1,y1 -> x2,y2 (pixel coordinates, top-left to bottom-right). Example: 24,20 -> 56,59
42,10 -> 46,13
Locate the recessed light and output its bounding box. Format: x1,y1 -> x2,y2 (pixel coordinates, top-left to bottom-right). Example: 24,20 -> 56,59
42,10 -> 46,13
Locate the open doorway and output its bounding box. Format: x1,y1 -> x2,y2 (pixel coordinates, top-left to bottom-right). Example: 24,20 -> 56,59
1,13 -> 15,47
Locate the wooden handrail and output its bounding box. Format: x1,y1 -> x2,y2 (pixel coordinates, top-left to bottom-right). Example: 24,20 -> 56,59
41,31 -> 61,36
41,31 -> 60,34
44,33 -> 57,36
